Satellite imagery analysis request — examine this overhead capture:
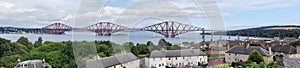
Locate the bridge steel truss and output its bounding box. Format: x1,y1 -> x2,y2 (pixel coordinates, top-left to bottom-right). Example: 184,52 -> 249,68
85,22 -> 130,36
140,21 -> 204,37
41,21 -> 204,37
42,23 -> 73,34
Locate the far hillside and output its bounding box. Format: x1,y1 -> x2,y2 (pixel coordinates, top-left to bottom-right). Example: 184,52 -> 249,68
227,25 -> 300,39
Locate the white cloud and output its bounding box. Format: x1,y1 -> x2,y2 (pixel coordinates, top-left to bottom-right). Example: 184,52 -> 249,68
0,0 -> 299,28
0,1 -> 14,9
0,0 -> 80,28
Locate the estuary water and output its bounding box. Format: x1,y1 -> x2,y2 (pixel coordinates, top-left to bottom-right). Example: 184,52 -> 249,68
0,30 -> 254,44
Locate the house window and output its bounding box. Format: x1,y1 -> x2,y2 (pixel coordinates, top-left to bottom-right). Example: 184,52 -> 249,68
159,64 -> 161,67
162,63 -> 164,66
176,57 -> 177,60
169,58 -> 171,60
229,54 -> 231,55
183,57 -> 185,59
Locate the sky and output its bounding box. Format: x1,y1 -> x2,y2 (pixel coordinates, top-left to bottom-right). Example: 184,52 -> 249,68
0,0 -> 300,30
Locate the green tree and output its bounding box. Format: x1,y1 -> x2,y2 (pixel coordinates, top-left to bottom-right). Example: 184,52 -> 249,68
23,50 -> 47,60
247,50 -> 265,64
96,44 -> 113,57
45,51 -> 64,67
158,39 -> 171,46
16,36 -> 31,46
33,37 -> 43,48
36,42 -> 76,67
130,45 -> 139,56
98,52 -> 107,57
0,55 -> 22,68
0,43 -> 28,57
0,38 -> 10,45
137,44 -> 150,54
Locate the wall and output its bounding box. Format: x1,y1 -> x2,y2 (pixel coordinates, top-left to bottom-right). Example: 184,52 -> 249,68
145,56 -> 207,68
145,57 -> 166,68
108,59 -> 140,68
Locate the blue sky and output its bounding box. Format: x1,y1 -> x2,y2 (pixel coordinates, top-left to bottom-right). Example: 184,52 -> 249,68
225,4 -> 300,30
0,0 -> 299,30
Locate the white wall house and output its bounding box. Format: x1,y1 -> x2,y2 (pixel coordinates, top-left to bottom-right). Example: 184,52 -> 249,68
145,49 -> 207,68
79,53 -> 140,68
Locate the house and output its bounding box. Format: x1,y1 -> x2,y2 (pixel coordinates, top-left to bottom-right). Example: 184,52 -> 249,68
145,49 -> 207,68
78,53 -> 140,68
282,58 -> 300,68
271,45 -> 300,58
209,46 -> 226,55
225,46 -> 270,63
226,40 -> 243,49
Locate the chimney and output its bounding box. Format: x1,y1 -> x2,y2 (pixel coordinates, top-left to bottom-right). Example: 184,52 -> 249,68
227,41 -> 230,50
268,45 -> 272,57
246,41 -> 250,48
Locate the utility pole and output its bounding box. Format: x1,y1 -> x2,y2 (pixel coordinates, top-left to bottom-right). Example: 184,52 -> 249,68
202,29 -> 205,43
247,32 -> 249,40
238,31 -> 240,41
201,29 -> 206,48
228,32 -> 231,39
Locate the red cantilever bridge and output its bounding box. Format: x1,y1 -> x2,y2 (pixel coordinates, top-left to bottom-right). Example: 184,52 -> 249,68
42,21 -> 204,37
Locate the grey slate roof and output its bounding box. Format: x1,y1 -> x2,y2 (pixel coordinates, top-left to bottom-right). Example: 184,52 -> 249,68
81,53 -> 138,68
283,58 -> 300,68
225,46 -> 269,56
271,45 -> 297,54
100,53 -> 138,67
147,49 -> 207,58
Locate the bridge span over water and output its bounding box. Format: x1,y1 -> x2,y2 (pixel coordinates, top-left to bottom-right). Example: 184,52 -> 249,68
40,21 -> 206,37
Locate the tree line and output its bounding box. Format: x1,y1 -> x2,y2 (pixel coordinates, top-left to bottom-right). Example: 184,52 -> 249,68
0,37 -> 175,68
227,29 -> 300,38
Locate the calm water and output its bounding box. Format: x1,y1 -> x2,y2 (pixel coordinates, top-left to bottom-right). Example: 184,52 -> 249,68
0,30 -> 253,44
